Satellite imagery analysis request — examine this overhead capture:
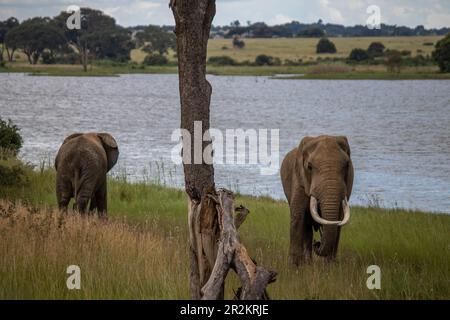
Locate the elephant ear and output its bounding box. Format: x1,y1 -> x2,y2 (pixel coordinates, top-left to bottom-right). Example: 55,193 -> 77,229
97,133 -> 119,172
295,136 -> 314,196
336,136 -> 354,199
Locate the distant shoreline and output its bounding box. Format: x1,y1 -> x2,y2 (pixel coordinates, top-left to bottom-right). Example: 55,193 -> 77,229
2,65 -> 450,80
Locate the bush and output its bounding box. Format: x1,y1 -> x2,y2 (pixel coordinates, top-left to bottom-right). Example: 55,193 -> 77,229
93,59 -> 128,67
400,50 -> 411,57
0,60 -> 5,68
384,50 -> 403,73
348,48 -> 370,62
254,54 -> 280,66
0,118 -> 23,155
297,28 -> 325,38
143,54 -> 169,66
367,42 -> 385,57
207,56 -> 237,66
0,160 -> 28,187
432,34 -> 450,73
423,42 -> 434,46
404,54 -> 432,67
232,36 -> 245,49
316,38 -> 337,54
41,52 -> 56,64
284,58 -> 303,66
55,52 -> 79,65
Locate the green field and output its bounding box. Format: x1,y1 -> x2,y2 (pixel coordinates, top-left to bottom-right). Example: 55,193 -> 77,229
2,36 -> 449,79
0,158 -> 449,300
207,36 -> 442,62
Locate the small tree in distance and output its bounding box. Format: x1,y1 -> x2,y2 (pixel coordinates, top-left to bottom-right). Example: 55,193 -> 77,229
432,33 -> 450,73
232,35 -> 245,49
385,50 -> 403,73
316,37 -> 337,54
367,41 -> 385,57
348,48 -> 370,62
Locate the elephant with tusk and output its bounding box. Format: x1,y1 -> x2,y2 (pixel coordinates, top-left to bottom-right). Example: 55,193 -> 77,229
280,135 -> 354,266
55,133 -> 119,218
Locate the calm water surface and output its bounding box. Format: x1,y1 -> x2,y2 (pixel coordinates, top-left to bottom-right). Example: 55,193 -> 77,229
1,73 -> 449,213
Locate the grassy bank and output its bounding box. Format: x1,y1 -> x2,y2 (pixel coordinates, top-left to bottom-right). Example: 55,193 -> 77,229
2,63 -> 449,79
0,163 -> 449,300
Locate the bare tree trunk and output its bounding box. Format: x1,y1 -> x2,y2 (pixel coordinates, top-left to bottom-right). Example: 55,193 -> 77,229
6,47 -> 15,62
77,40 -> 88,72
170,0 -> 217,299
24,51 -> 32,64
170,0 -> 275,300
201,190 -> 277,300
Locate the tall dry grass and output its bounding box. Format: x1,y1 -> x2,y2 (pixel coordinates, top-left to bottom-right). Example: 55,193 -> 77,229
0,201 -> 189,299
0,165 -> 449,299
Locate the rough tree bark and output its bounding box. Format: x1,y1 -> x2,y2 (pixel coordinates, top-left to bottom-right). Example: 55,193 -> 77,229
170,0 -> 276,300
170,0 -> 217,299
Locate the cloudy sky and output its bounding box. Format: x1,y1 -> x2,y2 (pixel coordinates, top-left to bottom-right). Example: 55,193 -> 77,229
1,0 -> 449,28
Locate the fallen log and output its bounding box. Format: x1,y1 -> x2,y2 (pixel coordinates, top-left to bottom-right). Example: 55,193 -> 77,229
199,189 -> 277,300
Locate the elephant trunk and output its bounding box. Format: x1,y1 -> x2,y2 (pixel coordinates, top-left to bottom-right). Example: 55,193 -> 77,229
313,197 -> 341,257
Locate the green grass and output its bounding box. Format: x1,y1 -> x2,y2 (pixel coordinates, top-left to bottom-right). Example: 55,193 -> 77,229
207,36 -> 443,62
0,63 -> 178,77
0,159 -> 449,300
2,63 -> 448,79
278,72 -> 450,80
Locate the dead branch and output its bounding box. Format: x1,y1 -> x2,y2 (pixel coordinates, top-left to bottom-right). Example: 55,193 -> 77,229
201,189 -> 277,300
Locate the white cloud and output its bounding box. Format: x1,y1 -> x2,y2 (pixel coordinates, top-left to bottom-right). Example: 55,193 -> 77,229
425,12 -> 450,28
392,6 -> 414,17
269,14 -> 293,25
318,0 -> 345,24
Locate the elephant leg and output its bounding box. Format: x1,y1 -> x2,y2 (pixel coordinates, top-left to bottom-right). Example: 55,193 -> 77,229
89,197 -> 97,215
75,195 -> 89,214
56,178 -> 72,213
75,175 -> 99,215
301,211 -> 313,263
289,196 -> 308,266
95,180 -> 107,219
75,185 -> 93,215
289,206 -> 302,267
329,227 -> 342,261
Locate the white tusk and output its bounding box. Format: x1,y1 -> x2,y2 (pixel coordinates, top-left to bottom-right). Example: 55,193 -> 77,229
338,197 -> 351,226
309,196 -> 341,226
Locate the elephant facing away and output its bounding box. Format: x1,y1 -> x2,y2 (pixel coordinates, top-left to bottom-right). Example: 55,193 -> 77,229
55,133 -> 119,217
280,135 -> 354,266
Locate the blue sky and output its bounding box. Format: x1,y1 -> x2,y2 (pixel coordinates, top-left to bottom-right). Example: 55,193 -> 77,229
1,0 -> 449,28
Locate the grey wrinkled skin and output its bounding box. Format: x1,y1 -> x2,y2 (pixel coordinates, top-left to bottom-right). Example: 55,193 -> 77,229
55,133 -> 119,218
280,135 -> 354,266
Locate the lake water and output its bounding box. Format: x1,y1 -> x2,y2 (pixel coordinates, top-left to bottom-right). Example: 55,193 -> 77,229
1,73 -> 449,213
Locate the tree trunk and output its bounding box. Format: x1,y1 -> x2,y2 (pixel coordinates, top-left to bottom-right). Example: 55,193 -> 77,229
77,40 -> 88,72
170,0 -> 217,299
170,0 -> 276,300
25,51 -> 32,64
6,47 -> 15,62
82,46 -> 88,72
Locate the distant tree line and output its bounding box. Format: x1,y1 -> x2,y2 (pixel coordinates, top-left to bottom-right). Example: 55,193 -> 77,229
1,12 -> 450,73
0,8 -> 176,71
216,20 -> 450,38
